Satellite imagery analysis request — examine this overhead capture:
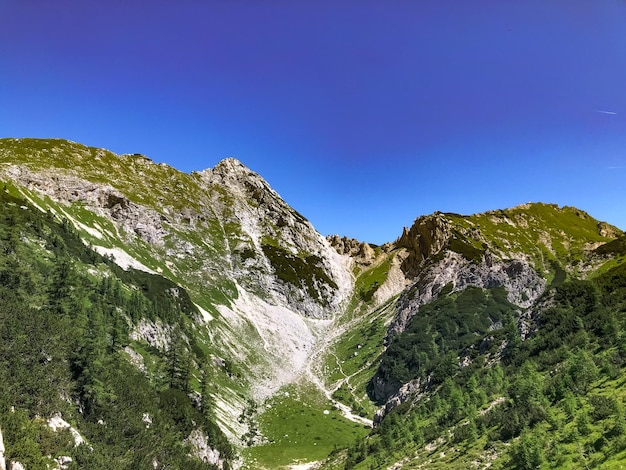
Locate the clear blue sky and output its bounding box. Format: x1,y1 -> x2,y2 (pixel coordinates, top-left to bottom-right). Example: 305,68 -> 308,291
1,1 -> 625,244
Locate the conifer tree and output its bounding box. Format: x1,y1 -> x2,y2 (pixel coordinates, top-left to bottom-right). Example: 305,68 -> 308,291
167,329 -> 191,393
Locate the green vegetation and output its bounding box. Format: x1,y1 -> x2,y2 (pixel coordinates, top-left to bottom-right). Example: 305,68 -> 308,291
374,286 -> 517,396
0,190 -> 232,468
329,260 -> 626,469
326,301 -> 395,417
262,243 -> 338,305
448,233 -> 486,263
445,203 -> 619,273
243,383 -> 369,469
321,253 -> 400,418
355,257 -> 392,302
3,138 -> 626,469
0,138 -> 207,212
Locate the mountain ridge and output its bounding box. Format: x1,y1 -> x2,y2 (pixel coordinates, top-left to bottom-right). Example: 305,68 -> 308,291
1,137 -> 625,469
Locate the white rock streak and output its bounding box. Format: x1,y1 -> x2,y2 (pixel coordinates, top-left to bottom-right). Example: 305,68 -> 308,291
217,286 -> 325,400
0,423 -> 5,470
194,303 -> 214,322
47,414 -> 87,447
92,245 -> 156,273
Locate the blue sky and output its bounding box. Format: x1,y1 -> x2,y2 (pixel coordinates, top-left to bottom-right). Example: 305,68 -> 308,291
1,1 -> 625,244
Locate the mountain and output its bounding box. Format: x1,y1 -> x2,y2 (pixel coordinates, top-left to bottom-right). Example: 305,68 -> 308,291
0,137 -> 625,469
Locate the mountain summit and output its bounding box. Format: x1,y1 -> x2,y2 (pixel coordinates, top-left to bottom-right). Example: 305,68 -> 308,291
0,138 -> 625,469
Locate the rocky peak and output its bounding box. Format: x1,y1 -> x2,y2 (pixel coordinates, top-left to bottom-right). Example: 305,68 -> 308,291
196,158 -> 291,211
200,158 -> 264,189
212,157 -> 251,175
328,235 -> 376,266
395,212 -> 453,277
598,221 -> 622,238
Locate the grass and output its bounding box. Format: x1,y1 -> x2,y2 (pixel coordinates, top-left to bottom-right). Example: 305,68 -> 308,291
321,295 -> 398,417
441,203 -> 620,278
242,382 -> 369,469
354,256 -> 392,302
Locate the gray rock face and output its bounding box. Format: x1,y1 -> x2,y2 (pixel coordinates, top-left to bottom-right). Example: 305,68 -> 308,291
371,250 -> 546,406
373,378 -> 428,426
1,165 -> 167,245
0,424 -> 5,470
195,158 -> 352,318
388,251 -> 546,341
186,429 -> 225,469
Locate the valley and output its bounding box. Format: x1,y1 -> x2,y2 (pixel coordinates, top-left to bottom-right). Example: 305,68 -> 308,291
1,138 -> 626,469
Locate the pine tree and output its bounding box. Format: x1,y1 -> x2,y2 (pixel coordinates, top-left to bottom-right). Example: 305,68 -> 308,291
167,329 -> 191,392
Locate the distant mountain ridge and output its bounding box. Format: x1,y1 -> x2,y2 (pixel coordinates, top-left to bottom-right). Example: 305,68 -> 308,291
1,137 -> 625,469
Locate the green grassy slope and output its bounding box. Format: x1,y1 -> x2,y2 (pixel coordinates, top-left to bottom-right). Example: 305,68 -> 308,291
447,203 -> 620,275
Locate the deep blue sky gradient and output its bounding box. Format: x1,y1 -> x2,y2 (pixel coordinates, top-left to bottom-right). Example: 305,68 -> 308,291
1,1 -> 625,243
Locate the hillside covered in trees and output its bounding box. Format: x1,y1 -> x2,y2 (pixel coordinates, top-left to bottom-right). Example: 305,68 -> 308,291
0,189 -> 233,469
331,246 -> 626,469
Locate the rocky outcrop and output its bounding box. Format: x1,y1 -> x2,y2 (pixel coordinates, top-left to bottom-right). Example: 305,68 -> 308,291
55,456 -> 73,470
0,423 -> 5,470
186,429 -> 225,469
395,213 -> 453,277
0,165 -> 167,245
328,235 -> 377,266
47,413 -> 87,447
372,377 -> 429,426
598,221 -> 622,239
387,251 -> 545,341
129,320 -> 172,352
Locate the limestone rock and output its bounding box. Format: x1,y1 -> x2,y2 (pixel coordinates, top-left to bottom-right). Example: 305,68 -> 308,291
186,429 -> 224,469
0,424 -> 5,470
373,377 -> 429,426
395,213 -> 452,278
598,221 -> 621,238
387,251 -> 545,341
327,235 -> 376,266
55,456 -> 73,470
0,165 -> 166,246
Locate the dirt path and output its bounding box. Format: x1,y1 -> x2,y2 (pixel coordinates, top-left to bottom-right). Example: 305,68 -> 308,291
302,314 -> 374,428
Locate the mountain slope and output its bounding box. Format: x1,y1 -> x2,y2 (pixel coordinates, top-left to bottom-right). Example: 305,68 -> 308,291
321,210 -> 626,469
0,189 -> 233,469
0,138 -> 360,468
1,137 -> 625,469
